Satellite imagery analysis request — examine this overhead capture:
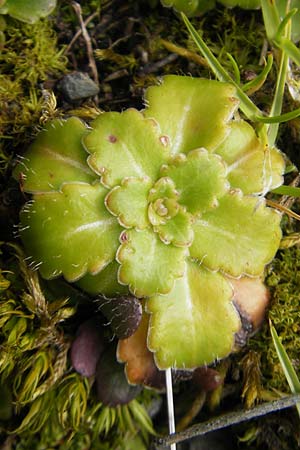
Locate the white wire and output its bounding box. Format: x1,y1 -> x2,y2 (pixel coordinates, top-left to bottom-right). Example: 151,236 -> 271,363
165,368 -> 176,450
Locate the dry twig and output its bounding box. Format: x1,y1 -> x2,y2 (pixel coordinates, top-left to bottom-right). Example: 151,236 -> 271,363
72,2 -> 99,87
64,10 -> 99,55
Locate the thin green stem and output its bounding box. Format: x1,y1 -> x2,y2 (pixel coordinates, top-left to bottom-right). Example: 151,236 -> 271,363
267,4 -> 291,147
276,37 -> 300,66
181,13 -> 262,121
255,106 -> 300,124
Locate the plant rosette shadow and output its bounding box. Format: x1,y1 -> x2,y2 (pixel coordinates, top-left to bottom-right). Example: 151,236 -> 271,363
14,75 -> 285,385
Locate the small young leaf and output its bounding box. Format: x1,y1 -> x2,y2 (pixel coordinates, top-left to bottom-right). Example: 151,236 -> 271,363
105,177 -> 152,230
153,206 -> 193,247
161,148 -> 228,214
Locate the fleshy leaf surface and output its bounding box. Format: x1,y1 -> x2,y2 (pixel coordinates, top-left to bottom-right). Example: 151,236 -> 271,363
148,177 -> 178,203
84,109 -> 170,188
190,191 -> 282,277
146,260 -> 240,369
144,75 -> 238,154
161,149 -> 229,214
76,261 -> 129,296
13,118 -> 96,193
105,177 -> 152,230
153,206 -> 193,247
20,183 -> 122,282
214,121 -> 285,194
117,228 -> 186,297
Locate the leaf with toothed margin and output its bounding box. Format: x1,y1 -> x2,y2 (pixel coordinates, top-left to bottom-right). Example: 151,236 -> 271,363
76,261 -> 129,296
214,121 -> 285,195
146,260 -> 240,370
160,149 -> 229,214
13,118 -> 96,193
190,191 -> 282,277
144,75 -> 238,155
20,183 -> 122,282
117,228 -> 186,297
105,177 -> 152,230
117,309 -> 165,390
83,109 -> 171,188
153,206 -> 193,247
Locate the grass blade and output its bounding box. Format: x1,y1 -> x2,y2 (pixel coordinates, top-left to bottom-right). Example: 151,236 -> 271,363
181,13 -> 261,121
271,185 -> 300,197
270,321 -> 300,418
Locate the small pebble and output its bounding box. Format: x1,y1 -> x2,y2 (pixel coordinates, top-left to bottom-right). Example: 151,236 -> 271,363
58,71 -> 99,102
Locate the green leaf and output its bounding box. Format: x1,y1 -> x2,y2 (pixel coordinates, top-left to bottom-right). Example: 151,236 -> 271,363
190,191 -> 282,277
146,260 -> 240,369
144,75 -> 239,154
161,149 -> 228,214
105,177 -> 152,230
20,183 -> 122,282
270,322 -> 300,417
276,0 -> 300,43
261,0 -> 281,41
0,0 -> 56,23
272,185 -> 300,197
13,118 -> 96,193
117,228 -> 186,297
148,177 -> 178,203
153,206 -> 193,247
214,121 -> 285,194
84,109 -> 170,188
76,260 -> 129,296
148,197 -> 180,226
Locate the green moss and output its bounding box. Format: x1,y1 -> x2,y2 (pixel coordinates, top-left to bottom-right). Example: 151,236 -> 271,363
249,247 -> 300,392
0,16 -> 67,167
0,245 -> 155,449
2,17 -> 67,85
